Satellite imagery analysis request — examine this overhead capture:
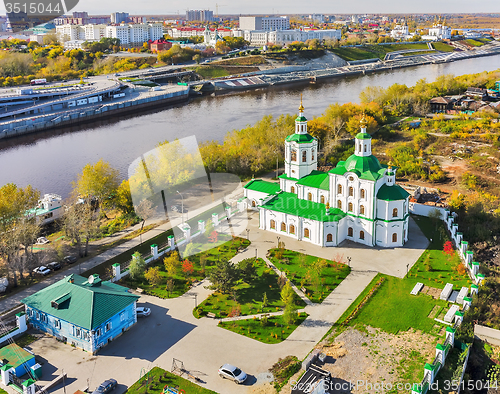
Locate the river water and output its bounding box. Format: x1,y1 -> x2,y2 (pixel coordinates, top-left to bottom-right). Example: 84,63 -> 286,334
1,54 -> 499,198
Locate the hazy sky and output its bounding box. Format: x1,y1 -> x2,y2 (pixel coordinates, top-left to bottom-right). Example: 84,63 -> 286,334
1,0 -> 499,19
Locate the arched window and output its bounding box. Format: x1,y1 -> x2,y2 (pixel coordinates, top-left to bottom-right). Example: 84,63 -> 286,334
312,149 -> 315,161
290,225 -> 295,235
326,233 -> 332,242
337,184 -> 342,194
337,200 -> 342,209
320,195 -> 325,204
364,145 -> 367,152
281,222 -> 286,231
291,186 -> 295,194
360,189 -> 365,199
270,220 -> 276,229
252,200 -> 256,207
302,151 -> 307,162
360,205 -> 365,215
393,208 -> 398,217
291,149 -> 297,162
348,202 -> 353,212
392,233 -> 398,242
360,230 -> 365,240
304,228 -> 310,238
308,193 -> 312,201
348,227 -> 353,237
349,187 -> 354,197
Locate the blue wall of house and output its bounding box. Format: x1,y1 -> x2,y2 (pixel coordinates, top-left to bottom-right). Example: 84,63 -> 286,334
14,357 -> 35,377
25,302 -> 137,353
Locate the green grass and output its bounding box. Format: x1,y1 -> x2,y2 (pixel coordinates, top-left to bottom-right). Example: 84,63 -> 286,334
432,42 -> 455,52
331,47 -> 379,61
268,249 -> 351,303
348,275 -> 448,334
428,347 -> 464,393
194,258 -> 306,318
332,43 -> 431,61
194,66 -> 230,79
218,312 -> 308,344
14,333 -> 38,348
394,349 -> 428,389
410,215 -> 471,289
121,236 -> 250,298
125,367 -> 217,394
402,50 -> 436,57
464,39 -> 485,47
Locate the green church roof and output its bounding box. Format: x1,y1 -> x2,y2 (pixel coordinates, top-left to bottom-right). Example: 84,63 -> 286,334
295,116 -> 307,122
261,192 -> 346,222
296,170 -> 329,190
285,133 -> 315,143
328,154 -> 386,181
21,274 -> 139,330
356,132 -> 372,139
376,184 -> 410,201
244,179 -> 281,194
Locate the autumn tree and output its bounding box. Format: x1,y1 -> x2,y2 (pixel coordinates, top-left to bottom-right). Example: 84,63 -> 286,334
63,197 -> 100,257
281,281 -> 297,325
182,259 -> 194,277
129,252 -> 146,280
145,266 -> 162,286
115,180 -> 134,214
164,251 -> 180,277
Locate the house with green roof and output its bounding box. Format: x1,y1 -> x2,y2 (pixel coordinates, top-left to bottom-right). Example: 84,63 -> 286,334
244,100 -> 410,248
21,274 -> 139,354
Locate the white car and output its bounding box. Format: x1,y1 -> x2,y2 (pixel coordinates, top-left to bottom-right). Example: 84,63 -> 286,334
33,266 -> 51,275
35,237 -> 49,245
136,307 -> 151,317
218,364 -> 248,384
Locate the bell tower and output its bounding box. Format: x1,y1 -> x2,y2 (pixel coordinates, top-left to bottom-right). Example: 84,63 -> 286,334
354,115 -> 372,157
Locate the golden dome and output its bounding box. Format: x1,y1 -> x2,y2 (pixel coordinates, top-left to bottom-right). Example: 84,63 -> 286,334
360,113 -> 368,127
326,201 -> 330,209
299,94 -> 304,112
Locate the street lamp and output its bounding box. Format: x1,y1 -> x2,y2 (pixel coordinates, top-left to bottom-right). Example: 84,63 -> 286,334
176,190 -> 184,225
347,256 -> 351,268
277,236 -> 281,248
406,263 -> 409,276
246,229 -> 250,240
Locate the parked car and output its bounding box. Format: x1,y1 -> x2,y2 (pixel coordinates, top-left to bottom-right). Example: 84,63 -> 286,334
33,266 -> 51,276
218,364 -> 247,384
35,237 -> 49,245
136,307 -> 151,317
47,262 -> 61,271
92,379 -> 117,394
171,205 -> 188,213
63,255 -> 77,264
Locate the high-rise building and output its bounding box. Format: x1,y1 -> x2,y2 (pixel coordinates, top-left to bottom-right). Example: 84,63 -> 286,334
110,12 -> 129,24
239,16 -> 290,31
186,10 -> 215,22
72,12 -> 88,19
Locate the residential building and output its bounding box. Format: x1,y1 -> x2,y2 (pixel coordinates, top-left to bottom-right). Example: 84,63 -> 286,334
148,23 -> 164,41
111,12 -> 129,24
129,16 -> 147,24
21,274 -> 139,354
63,40 -> 87,50
29,34 -> 46,44
239,16 -> 290,31
186,10 -> 215,22
166,26 -> 232,39
84,24 -> 106,41
238,28 -> 341,46
72,12 -> 88,19
244,100 -> 410,248
106,24 -> 130,44
0,344 -> 35,378
56,24 -> 85,41
308,14 -> 325,24
149,38 -> 172,51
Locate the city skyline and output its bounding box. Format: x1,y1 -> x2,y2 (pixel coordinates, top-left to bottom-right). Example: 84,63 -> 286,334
1,0 -> 500,18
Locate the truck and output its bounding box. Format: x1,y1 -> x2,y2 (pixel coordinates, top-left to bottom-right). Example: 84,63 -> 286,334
30,78 -> 47,86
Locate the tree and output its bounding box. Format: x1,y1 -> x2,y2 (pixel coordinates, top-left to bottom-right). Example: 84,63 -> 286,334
63,198 -> 100,257
237,258 -> 257,283
207,259 -> 237,294
281,281 -> 297,325
114,179 -> 134,214
164,251 -> 180,277
166,278 -> 175,296
182,259 -> 194,276
135,198 -> 155,244
208,230 -> 218,243
129,252 -> 146,280
73,159 -> 120,214
262,292 -> 268,310
443,241 -> 454,256
144,266 -> 162,286
307,259 -> 327,294
193,54 -> 202,64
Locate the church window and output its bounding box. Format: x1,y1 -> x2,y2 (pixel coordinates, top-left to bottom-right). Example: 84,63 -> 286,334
348,202 -> 353,212
360,205 -> 365,215
312,149 -> 315,161
290,225 -> 295,235
348,227 -> 353,237
291,150 -> 297,162
302,151 -> 307,162
392,233 -> 398,242
308,193 -> 312,201
326,233 -> 332,242
364,145 -> 367,152
349,176 -> 354,182
281,222 -> 286,231
360,189 -> 365,199
291,186 -> 295,193
393,208 -> 398,217
360,230 -> 365,240
304,228 -> 310,238
337,200 -> 342,209
337,184 -> 342,194
320,195 -> 325,204
349,187 -> 354,197
270,220 -> 276,229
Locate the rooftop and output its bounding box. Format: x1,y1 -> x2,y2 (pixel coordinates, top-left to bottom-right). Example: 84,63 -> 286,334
243,179 -> 281,194
377,184 -> 410,201
329,154 -> 386,181
296,170 -> 329,190
0,344 -> 34,369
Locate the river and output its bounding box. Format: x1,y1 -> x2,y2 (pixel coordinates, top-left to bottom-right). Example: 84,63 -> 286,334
1,54 -> 499,198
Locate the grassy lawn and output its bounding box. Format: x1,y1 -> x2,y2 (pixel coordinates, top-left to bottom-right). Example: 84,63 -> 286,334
402,50 -> 436,56
348,275 -> 448,334
410,215 -> 471,289
194,66 -> 230,79
432,42 -> 456,52
268,248 -> 351,303
125,367 -> 216,394
194,258 -> 306,318
215,55 -> 267,66
465,39 -> 485,47
14,333 -> 38,348
218,312 -> 308,344
120,236 -> 250,298
331,47 -> 379,61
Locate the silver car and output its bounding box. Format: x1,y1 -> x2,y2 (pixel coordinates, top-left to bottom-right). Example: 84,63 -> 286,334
218,364 -> 247,384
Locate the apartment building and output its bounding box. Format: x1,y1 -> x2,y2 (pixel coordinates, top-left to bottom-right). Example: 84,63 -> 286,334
186,10 -> 215,22
239,16 -> 290,31
84,24 -> 106,40
56,24 -> 85,41
237,28 -> 341,46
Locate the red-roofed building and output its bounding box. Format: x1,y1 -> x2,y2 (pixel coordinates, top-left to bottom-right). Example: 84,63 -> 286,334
149,39 -> 172,52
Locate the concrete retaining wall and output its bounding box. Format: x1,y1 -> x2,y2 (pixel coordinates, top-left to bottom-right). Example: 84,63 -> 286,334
474,324 -> 500,346
409,202 -> 447,219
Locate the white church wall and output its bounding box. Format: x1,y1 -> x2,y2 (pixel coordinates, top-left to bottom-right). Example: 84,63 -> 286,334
244,189 -> 270,209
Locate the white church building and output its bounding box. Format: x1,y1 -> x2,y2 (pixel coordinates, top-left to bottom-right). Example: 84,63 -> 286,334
243,101 -> 410,248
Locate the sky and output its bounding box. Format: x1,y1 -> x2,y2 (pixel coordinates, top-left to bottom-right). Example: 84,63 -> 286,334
1,0 -> 500,16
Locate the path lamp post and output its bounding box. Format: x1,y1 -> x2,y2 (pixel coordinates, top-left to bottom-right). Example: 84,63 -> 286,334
406,263 -> 409,276
277,236 -> 281,248
246,229 -> 250,240
176,190 -> 184,225
347,256 -> 351,268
